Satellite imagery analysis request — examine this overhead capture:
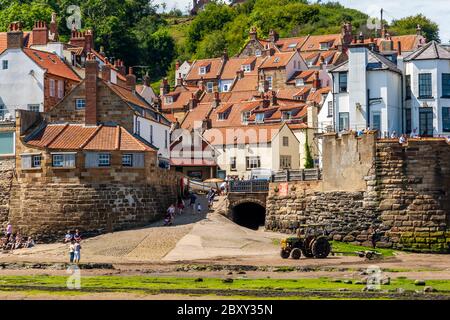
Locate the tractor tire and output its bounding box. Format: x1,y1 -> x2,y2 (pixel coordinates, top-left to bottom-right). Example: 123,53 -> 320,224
302,236 -> 315,258
280,249 -> 290,259
311,236 -> 331,259
291,248 -> 302,260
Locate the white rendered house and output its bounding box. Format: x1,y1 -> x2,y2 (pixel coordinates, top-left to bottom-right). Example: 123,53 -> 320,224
326,44 -> 402,137
403,41 -> 450,137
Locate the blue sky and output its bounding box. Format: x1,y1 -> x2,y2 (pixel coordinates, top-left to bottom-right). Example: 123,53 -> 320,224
154,0 -> 450,42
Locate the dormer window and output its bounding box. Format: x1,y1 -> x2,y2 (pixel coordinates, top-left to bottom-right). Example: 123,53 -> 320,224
320,42 -> 331,50
199,66 -> 207,75
295,79 -> 304,87
282,111 -> 292,121
165,96 -> 173,104
255,113 -> 265,123
242,64 -> 251,72
255,49 -> 262,57
274,57 -> 280,63
242,111 -> 251,124
288,43 -> 297,49
218,112 -> 228,121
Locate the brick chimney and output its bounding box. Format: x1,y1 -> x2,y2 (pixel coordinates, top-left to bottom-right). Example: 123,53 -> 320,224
85,53 -> 98,126
114,59 -> 126,76
313,71 -> 321,90
188,93 -> 198,111
198,78 -> 205,91
160,78 -> 170,96
236,69 -> 244,80
48,12 -> 59,42
7,22 -> 23,49
222,48 -> 229,62
249,26 -> 257,41
69,30 -> 85,48
397,41 -> 402,56
416,24 -> 422,36
212,91 -> 220,108
84,29 -> 94,53
143,73 -> 151,87
269,29 -> 279,43
126,67 -> 136,91
176,72 -> 183,86
32,21 -> 48,46
101,63 -> 111,82
271,91 -> 278,106
341,22 -> 353,48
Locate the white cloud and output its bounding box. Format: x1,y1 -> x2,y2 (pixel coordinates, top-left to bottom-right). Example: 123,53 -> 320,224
156,0 -> 449,42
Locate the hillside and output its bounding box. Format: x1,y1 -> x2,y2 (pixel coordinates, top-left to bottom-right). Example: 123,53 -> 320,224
162,0 -> 439,86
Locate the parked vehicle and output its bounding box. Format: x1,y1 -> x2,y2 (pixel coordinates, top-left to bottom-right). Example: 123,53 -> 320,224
280,225 -> 331,259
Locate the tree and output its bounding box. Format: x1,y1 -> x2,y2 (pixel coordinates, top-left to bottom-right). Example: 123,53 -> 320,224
390,14 -> 440,42
195,30 -> 227,59
304,142 -> 314,169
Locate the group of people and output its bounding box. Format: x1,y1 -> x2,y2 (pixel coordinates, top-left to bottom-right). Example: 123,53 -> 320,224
1,222 -> 35,252
164,190 -> 218,227
64,229 -> 82,264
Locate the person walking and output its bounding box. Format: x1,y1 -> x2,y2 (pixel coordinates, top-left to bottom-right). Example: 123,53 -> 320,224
73,241 -> 81,264
189,193 -> 197,214
164,204 -> 176,226
177,196 -> 185,215
69,240 -> 75,264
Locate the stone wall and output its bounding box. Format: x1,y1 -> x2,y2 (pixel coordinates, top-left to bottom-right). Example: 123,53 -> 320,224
8,182 -> 177,241
266,135 -> 450,253
0,157 -> 14,227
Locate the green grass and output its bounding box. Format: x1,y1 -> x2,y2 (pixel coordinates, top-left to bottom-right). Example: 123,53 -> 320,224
1,275 -> 449,296
330,241 -> 397,257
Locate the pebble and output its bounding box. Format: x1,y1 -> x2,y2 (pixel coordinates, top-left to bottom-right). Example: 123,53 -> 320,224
414,280 -> 426,286
423,286 -> 436,293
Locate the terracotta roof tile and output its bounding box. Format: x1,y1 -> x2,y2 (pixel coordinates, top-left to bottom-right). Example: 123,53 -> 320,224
260,52 -> 296,69
26,124 -> 154,152
300,34 -> 342,52
24,48 -> 80,82
203,124 -> 284,145
186,58 -> 225,81
275,36 -> 309,51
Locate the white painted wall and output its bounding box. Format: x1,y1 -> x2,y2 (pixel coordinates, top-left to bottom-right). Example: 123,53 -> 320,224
176,61 -> 191,80
285,52 -> 305,81
219,79 -> 234,92
30,42 -> 65,59
405,58 -> 450,136
134,115 -> 171,159
0,49 -> 45,115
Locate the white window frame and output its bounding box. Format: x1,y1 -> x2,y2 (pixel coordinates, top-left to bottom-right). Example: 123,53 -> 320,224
51,153 -> 76,168
295,79 -> 304,87
75,98 -> 86,109
165,96 -> 173,104
52,154 -> 64,167
242,64 -> 251,72
49,79 -> 55,97
32,155 -> 42,168
266,76 -> 273,90
122,154 -> 133,167
255,113 -> 265,123
222,84 -> 230,92
199,66 -> 207,75
28,104 -> 40,112
280,155 -> 292,169
242,111 -> 251,124
206,82 -> 214,93
255,49 -> 262,57
230,157 -> 237,171
58,80 -> 64,99
98,153 -> 111,167
320,42 -> 329,50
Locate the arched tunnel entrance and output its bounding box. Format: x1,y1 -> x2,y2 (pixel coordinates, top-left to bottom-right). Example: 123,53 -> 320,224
232,202 -> 266,230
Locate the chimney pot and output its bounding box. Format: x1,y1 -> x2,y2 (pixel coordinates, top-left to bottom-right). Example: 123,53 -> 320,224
126,67 -> 137,91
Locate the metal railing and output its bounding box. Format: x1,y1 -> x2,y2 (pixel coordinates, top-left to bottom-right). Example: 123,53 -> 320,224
273,169 -> 321,182
229,180 -> 269,193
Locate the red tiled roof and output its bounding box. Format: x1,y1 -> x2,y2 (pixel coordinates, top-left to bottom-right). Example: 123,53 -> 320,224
26,124 -> 154,152
260,51 -> 296,69
106,81 -> 151,110
275,36 -> 309,52
24,48 -> 80,82
300,34 -> 341,52
186,58 -> 225,81
203,124 -> 284,145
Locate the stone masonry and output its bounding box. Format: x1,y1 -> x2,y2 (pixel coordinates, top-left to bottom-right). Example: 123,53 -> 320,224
266,134 -> 450,253
0,157 -> 14,228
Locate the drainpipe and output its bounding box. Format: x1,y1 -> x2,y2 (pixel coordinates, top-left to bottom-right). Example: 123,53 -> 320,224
367,89 -> 370,129
331,73 -> 336,131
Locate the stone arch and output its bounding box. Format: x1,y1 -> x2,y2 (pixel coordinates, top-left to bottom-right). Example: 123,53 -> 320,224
230,199 -> 266,230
